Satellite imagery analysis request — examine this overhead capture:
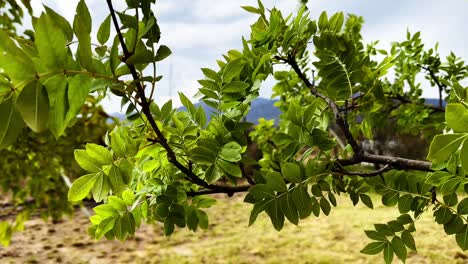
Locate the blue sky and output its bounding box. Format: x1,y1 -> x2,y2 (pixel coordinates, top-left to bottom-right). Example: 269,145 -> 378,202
29,0 -> 468,113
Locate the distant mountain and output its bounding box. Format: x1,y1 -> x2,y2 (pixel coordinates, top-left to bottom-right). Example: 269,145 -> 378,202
110,97 -> 444,124
178,98 -> 281,124
424,98 -> 446,107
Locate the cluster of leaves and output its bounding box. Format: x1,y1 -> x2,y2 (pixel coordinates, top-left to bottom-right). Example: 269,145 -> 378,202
0,0 -> 32,34
0,102 -> 111,246
1,0 -> 468,263
0,0 -> 114,246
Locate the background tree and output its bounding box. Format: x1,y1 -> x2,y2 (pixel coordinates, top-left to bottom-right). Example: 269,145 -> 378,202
0,0 -> 113,246
0,0 -> 467,263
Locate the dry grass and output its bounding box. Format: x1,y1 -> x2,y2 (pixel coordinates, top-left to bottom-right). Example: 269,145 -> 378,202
0,194 -> 467,264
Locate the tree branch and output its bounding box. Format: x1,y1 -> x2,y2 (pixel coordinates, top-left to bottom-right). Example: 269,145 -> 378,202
186,185 -> 251,197
276,54 -> 435,174
277,54 -> 363,156
333,164 -> 391,177
422,66 -> 446,108
105,0 -> 252,194
337,153 -> 433,172
388,94 -> 445,113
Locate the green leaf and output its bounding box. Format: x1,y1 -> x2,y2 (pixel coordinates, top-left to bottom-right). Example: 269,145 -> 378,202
360,241 -> 386,255
328,193 -> 337,207
204,165 -> 222,183
222,81 -> 250,93
329,12 -> 344,32
191,146 -> 217,165
273,133 -> 296,145
401,230 -> 416,251
249,184 -> 275,200
94,204 -> 118,218
457,198 -> 468,214
241,6 -> 260,14
311,198 -> 320,217
219,142 -> 242,162
198,79 -> 219,92
43,74 -> 68,137
456,225 -> 468,250
0,31 -> 36,87
155,203 -> 169,218
126,47 -> 154,65
249,198 -> 273,226
0,98 -> 24,148
398,194 -> 413,213
443,193 -> 458,207
444,215 -> 464,235
73,0 -> 93,70
281,162 -> 302,183
222,59 -> 244,83
110,36 -> 121,75
319,197 -> 331,215
382,191 -> 399,207
441,178 -> 461,194
383,242 -> 394,264
119,212 -> 135,239
97,15 -> 111,45
318,11 -> 329,31
196,209 -> 209,230
187,207 -> 199,231
74,149 -> 102,172
427,134 -> 466,164
434,207 -> 454,224
163,217 -> 174,236
110,128 -> 129,158
359,194 -> 374,209
216,159 -> 242,177
397,214 -> 413,225
374,224 -> 394,236
179,92 -> 196,115
155,45 -> 171,61
34,13 -> 69,70
95,217 -> 116,239
66,73 -> 91,125
122,190 -> 135,206
44,6 -> 73,42
279,193 -> 299,225
92,172 -> 110,202
266,198 -> 284,231
265,171 -> 287,192
86,143 -> 113,165
108,196 -> 127,211
201,68 -> 221,82
15,81 -> 49,132
426,171 -> 451,186
446,104 -> 468,133
291,184 -> 313,219
460,139 -> 468,174
193,196 -> 217,208
108,165 -> 125,195
68,173 -> 98,202
391,236 -> 407,262
364,230 -> 387,241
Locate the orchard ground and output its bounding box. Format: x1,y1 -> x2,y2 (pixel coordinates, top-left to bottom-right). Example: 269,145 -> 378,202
0,194 -> 466,264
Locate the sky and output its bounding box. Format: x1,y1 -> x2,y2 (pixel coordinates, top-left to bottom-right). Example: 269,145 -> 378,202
27,0 -> 468,113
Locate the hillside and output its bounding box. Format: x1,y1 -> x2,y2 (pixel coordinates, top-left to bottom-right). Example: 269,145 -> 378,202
111,97 -> 443,124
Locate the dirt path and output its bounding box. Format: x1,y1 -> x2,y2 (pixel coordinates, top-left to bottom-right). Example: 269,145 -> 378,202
1,195 -> 467,264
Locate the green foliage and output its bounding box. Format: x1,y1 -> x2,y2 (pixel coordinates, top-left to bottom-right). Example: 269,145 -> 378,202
0,0 -> 467,263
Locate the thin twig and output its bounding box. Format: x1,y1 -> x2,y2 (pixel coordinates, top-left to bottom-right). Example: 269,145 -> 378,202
105,0 -> 252,194
277,54 -> 363,156
422,66 -> 446,108
334,164 -> 392,177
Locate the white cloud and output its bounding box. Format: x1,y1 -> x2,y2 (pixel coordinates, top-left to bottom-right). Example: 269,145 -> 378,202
24,0 -> 468,112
